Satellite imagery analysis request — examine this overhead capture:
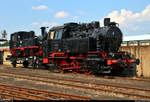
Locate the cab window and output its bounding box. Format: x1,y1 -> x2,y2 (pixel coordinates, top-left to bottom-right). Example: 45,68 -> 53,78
50,31 -> 55,39
54,30 -> 63,39
11,35 -> 15,41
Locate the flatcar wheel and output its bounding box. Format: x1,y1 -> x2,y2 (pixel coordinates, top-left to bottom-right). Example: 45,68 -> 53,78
120,67 -> 131,77
54,68 -> 62,73
60,69 -> 65,73
12,60 -> 16,68
23,61 -> 28,68
128,63 -> 137,77
53,69 -> 60,73
12,63 -> 16,68
72,68 -> 78,74
32,64 -> 38,69
54,66 -> 63,73
84,69 -> 92,75
0,61 -> 3,64
32,58 -> 39,69
72,71 -> 77,74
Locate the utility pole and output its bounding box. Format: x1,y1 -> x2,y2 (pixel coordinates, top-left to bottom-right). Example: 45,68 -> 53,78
0,30 -> 7,42
1,30 -> 7,39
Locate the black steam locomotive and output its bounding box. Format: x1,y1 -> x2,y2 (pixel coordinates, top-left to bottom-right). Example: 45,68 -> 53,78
7,18 -> 139,76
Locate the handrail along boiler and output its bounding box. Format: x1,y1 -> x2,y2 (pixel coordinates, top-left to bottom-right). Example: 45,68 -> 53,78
7,18 -> 139,76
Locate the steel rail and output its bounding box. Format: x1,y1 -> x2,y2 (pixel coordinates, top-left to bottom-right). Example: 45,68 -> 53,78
0,93 -> 29,100
0,86 -> 52,100
0,72 -> 150,100
114,76 -> 150,82
1,71 -> 150,93
4,66 -> 150,82
0,83 -> 91,100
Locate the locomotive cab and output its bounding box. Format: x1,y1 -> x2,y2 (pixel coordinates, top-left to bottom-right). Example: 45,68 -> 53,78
10,31 -> 35,49
49,28 -> 63,40
47,23 -> 94,54
49,23 -> 78,40
10,31 -> 35,41
47,26 -> 66,53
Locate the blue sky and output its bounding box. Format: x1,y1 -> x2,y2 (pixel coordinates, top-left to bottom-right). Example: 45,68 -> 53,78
0,0 -> 150,39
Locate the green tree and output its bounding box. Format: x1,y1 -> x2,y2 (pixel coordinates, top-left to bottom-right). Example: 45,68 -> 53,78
0,41 -> 9,46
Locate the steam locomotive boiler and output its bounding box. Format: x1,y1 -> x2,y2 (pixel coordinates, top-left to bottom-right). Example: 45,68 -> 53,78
7,18 -> 139,76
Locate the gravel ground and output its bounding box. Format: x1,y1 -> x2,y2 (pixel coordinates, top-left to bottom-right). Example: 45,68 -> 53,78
0,65 -> 150,100
0,74 -> 126,100
1,65 -> 150,89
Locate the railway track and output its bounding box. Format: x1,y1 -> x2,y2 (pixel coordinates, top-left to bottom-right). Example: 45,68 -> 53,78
0,93 -> 29,100
0,71 -> 150,100
0,87 -> 52,100
4,65 -> 150,83
103,76 -> 150,83
0,83 -> 91,100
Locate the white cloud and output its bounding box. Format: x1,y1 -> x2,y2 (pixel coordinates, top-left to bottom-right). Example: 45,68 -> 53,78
100,5 -> 150,33
55,11 -> 69,18
31,22 -> 57,27
31,22 -> 40,26
73,16 -> 78,19
42,22 -> 57,27
132,26 -> 139,31
32,5 -> 48,10
78,11 -> 86,15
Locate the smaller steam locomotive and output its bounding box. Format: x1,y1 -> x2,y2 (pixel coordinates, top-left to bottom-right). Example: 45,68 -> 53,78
7,18 -> 139,76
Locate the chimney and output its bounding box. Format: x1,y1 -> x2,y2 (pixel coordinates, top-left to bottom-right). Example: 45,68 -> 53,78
104,18 -> 110,26
40,27 -> 46,37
